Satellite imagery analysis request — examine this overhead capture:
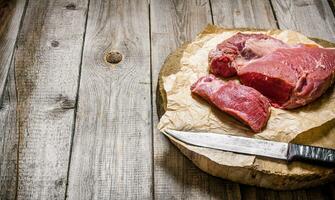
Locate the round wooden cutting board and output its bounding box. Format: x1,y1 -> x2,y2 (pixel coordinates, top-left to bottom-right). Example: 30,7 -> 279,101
157,26 -> 335,190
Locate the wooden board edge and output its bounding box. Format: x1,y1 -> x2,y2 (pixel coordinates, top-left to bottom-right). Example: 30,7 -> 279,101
156,26 -> 335,189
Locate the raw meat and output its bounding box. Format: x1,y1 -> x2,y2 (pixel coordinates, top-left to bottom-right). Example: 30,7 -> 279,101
238,46 -> 335,109
208,33 -> 288,77
191,75 -> 271,132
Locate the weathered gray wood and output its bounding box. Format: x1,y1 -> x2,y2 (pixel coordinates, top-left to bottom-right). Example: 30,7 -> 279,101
14,0 -> 88,199
2,0 -> 332,199
210,0 -> 277,28
66,0 -> 152,199
0,0 -> 26,105
0,62 -> 18,200
0,1 -> 26,198
271,0 -> 335,42
151,0 -> 242,199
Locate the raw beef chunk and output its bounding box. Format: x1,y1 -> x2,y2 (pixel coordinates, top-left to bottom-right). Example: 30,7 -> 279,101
191,75 -> 271,132
238,46 -> 335,109
208,33 -> 288,77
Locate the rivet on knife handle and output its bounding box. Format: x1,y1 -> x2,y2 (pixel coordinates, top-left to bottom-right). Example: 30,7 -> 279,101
287,144 -> 335,166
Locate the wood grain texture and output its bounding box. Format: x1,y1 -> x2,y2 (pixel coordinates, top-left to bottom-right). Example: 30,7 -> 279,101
0,0 -> 26,105
0,62 -> 18,200
66,0 -> 152,199
0,1 -> 26,198
210,0 -> 277,28
14,0 -> 88,199
1,0 -> 333,199
271,0 -> 335,42
151,1 -> 242,199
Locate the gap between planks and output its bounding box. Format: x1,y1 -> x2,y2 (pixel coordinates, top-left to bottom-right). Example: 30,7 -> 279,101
63,0 -> 91,199
148,2 -> 156,199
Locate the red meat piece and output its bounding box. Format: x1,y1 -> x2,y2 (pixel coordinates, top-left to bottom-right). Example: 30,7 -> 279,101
238,46 -> 335,109
191,75 -> 271,132
208,33 -> 288,77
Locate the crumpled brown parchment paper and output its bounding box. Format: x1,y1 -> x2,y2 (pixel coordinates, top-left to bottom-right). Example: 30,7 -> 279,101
157,25 -> 335,183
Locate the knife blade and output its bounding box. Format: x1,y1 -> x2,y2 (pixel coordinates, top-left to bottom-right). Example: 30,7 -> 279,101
163,129 -> 335,166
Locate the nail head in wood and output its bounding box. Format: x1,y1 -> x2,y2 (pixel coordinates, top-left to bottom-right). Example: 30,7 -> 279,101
105,51 -> 122,64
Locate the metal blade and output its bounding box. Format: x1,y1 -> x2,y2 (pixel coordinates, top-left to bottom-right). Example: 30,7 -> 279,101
164,129 -> 288,160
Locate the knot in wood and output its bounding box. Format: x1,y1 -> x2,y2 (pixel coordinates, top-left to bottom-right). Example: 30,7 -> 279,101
56,95 -> 75,110
105,51 -> 122,64
65,3 -> 76,10
51,40 -> 59,47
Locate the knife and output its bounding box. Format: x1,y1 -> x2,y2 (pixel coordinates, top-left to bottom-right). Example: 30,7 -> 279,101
163,129 -> 335,166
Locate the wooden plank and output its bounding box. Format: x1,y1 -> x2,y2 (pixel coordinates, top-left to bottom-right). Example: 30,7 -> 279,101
0,1 -> 26,198
210,0 -> 277,28
14,0 -> 88,199
66,0 -> 152,199
151,0 -> 242,199
0,62 -> 18,200
271,0 -> 335,42
0,0 -> 27,105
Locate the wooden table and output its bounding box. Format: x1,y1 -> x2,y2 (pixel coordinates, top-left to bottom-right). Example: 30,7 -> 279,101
0,0 -> 335,199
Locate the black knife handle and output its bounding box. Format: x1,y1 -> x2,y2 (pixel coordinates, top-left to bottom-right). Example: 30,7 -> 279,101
287,144 -> 335,166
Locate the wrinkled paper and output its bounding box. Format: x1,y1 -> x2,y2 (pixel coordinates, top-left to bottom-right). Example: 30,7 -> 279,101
157,25 -> 335,170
